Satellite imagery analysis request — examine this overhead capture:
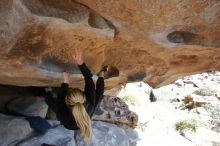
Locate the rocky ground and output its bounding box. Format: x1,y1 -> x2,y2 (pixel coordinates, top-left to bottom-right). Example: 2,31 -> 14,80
0,71 -> 220,146
120,71 -> 220,146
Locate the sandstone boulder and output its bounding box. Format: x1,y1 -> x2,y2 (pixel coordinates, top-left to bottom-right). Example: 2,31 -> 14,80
0,0 -> 220,90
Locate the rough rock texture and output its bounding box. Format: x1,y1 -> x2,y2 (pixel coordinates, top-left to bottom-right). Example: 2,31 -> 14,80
7,96 -> 48,118
17,125 -> 76,146
75,121 -> 129,146
0,0 -> 220,89
93,95 -> 138,128
0,113 -> 131,146
0,114 -> 34,146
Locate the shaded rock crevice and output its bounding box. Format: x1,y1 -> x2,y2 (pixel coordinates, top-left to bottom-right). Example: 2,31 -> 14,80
72,0 -> 119,39
22,0 -> 90,23
28,57 -> 80,74
167,30 -> 220,48
167,31 -> 199,44
22,0 -> 118,36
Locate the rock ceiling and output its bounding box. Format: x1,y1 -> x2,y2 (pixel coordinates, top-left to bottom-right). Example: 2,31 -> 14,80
0,0 -> 220,90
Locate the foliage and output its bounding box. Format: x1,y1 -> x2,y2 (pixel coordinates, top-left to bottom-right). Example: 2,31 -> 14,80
175,119 -> 200,132
204,104 -> 220,121
117,90 -> 141,106
136,122 -> 148,132
193,86 -> 217,96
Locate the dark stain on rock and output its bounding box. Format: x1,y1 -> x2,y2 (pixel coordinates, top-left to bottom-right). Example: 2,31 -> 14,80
8,25 -> 48,58
170,54 -> 199,66
127,71 -> 146,82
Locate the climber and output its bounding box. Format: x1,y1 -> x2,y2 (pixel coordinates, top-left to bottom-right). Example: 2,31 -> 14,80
45,48 -> 108,142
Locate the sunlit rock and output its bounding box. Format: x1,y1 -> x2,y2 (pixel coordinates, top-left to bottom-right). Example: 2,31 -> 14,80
0,0 -> 219,89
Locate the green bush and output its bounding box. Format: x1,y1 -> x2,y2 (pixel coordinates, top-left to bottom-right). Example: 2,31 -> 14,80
117,91 -> 141,106
204,104 -> 220,121
137,122 -> 148,132
193,86 -> 217,96
175,119 -> 200,132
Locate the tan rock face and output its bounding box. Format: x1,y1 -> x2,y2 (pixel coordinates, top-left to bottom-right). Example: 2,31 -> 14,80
0,0 -> 220,90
